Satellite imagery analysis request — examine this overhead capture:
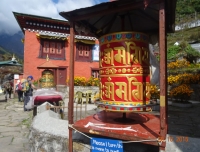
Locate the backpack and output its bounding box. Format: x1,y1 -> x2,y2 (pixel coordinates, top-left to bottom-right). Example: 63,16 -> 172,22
5,83 -> 12,91
21,80 -> 30,92
17,82 -> 22,91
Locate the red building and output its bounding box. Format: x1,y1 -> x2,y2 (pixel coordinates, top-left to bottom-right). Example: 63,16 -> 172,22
13,12 -> 99,86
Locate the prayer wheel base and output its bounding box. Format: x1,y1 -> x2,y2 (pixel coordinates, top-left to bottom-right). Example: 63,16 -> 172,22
114,113 -> 135,123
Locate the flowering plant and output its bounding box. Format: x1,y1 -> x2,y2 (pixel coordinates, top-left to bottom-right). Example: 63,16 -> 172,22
168,73 -> 200,85
87,77 -> 99,86
150,84 -> 160,99
66,76 -> 99,86
167,59 -> 190,69
169,84 -> 193,103
74,77 -> 87,86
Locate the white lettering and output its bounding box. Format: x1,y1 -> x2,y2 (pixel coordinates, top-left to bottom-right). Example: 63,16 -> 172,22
93,139 -> 106,147
108,142 -> 116,148
105,148 -> 109,152
95,147 -> 104,151
110,150 -> 119,152
117,143 -> 123,148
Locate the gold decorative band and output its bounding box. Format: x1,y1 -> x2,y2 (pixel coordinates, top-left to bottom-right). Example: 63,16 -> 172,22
100,74 -> 150,77
99,31 -> 149,46
160,96 -> 166,107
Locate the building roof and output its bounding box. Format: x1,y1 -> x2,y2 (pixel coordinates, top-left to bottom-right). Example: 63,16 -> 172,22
13,12 -> 97,40
0,60 -> 22,67
13,12 -> 70,34
59,0 -> 177,38
0,55 -> 22,67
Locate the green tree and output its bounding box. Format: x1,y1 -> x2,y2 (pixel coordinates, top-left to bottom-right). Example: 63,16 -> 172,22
176,0 -> 195,15
167,45 -> 181,60
191,0 -> 200,12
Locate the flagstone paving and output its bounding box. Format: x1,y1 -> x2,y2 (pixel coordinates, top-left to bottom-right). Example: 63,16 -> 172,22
0,94 -> 32,152
168,103 -> 200,138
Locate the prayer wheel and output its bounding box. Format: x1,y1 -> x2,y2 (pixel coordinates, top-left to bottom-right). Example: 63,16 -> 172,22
41,70 -> 54,88
98,32 -> 151,112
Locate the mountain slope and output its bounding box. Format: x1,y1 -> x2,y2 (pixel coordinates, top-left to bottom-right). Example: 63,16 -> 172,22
0,46 -> 12,55
0,31 -> 24,59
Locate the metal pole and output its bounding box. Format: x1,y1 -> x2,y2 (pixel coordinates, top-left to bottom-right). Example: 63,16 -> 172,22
68,21 -> 75,152
159,1 -> 167,151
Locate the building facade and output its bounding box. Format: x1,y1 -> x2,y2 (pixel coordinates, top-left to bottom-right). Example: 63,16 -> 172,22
13,12 -> 99,86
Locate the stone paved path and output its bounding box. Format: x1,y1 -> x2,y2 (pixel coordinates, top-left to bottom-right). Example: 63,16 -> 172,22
168,102 -> 200,138
0,94 -> 32,152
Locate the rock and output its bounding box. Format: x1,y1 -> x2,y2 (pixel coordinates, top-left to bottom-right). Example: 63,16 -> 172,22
29,110 -> 69,152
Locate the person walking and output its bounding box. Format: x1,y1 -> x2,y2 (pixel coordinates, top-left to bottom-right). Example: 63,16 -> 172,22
24,76 -> 37,111
4,81 -> 12,100
15,80 -> 23,102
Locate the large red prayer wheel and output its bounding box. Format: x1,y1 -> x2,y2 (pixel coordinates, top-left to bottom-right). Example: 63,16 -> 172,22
98,32 -> 151,112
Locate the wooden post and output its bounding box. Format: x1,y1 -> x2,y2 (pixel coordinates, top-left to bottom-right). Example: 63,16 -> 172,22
68,21 -> 75,152
159,1 -> 167,151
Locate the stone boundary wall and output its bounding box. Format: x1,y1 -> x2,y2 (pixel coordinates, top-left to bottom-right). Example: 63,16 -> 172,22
56,85 -> 99,98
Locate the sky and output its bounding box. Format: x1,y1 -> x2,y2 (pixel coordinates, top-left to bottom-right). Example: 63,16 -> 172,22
0,0 -> 108,35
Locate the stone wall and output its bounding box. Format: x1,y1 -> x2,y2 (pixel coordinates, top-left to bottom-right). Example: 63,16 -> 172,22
57,85 -> 99,98
29,109 -> 93,152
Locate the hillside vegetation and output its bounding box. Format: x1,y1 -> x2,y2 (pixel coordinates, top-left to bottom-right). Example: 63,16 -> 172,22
167,0 -> 200,46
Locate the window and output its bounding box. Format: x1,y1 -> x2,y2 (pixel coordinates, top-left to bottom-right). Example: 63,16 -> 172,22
76,43 -> 92,62
50,42 -> 55,54
43,41 -> 49,53
56,43 -> 62,54
40,39 -> 66,60
91,69 -> 99,78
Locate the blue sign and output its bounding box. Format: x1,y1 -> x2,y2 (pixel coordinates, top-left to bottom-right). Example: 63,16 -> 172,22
91,137 -> 123,152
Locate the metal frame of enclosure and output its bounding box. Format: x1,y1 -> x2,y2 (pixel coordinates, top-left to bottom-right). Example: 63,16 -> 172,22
60,0 -> 177,151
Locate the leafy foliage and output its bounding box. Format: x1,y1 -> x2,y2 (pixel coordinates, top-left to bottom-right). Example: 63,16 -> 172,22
179,41 -> 200,63
167,41 -> 200,63
167,45 -> 181,60
176,0 -> 200,15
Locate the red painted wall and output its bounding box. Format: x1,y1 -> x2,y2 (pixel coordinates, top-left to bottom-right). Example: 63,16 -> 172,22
23,30 -> 99,84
